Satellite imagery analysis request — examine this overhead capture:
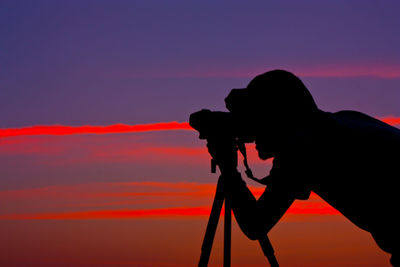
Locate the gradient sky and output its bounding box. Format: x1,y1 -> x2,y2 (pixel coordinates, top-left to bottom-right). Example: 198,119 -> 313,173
1,1 -> 399,266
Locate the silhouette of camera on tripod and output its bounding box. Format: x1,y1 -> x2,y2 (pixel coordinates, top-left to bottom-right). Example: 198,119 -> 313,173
189,109 -> 279,267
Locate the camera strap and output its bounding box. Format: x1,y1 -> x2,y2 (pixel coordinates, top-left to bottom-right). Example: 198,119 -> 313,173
237,142 -> 269,185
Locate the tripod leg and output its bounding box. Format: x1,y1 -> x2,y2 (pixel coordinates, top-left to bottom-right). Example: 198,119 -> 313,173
199,178 -> 225,267
259,236 -> 279,267
224,196 -> 231,267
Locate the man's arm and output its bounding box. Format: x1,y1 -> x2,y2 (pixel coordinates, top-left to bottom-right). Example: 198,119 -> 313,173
222,172 -> 295,240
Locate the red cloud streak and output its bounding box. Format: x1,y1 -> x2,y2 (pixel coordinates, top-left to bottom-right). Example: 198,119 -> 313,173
0,122 -> 192,138
0,205 -> 339,220
1,117 -> 399,138
381,117 -> 400,126
0,182 -> 339,219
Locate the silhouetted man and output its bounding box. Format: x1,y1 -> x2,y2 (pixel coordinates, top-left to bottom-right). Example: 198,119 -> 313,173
219,70 -> 400,266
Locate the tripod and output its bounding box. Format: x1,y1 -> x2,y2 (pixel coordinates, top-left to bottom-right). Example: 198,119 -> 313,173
198,174 -> 279,267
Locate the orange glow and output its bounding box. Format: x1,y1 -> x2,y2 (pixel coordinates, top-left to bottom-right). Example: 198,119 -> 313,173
0,122 -> 192,138
0,181 -> 262,200
0,206 -> 211,220
287,201 -> 340,215
0,181 -> 339,220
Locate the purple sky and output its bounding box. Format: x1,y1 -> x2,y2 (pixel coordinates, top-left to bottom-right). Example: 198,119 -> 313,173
1,0 -> 399,127
1,2 -> 399,266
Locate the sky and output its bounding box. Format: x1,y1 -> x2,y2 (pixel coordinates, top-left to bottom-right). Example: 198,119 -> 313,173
1,1 -> 399,266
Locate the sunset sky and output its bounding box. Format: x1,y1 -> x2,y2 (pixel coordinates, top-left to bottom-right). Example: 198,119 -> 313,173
1,1 -> 399,266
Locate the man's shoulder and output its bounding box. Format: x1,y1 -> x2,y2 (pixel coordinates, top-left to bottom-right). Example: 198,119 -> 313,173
331,110 -> 400,136
328,110 -> 400,155
332,110 -> 385,126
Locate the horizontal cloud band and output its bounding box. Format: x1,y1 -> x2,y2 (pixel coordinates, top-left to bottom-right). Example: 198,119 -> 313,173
0,205 -> 339,220
0,122 -> 192,138
0,117 -> 399,138
0,181 -> 340,220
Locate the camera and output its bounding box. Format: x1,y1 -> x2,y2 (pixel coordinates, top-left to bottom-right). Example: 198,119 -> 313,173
189,109 -> 256,176
189,109 -> 254,143
189,109 -> 266,184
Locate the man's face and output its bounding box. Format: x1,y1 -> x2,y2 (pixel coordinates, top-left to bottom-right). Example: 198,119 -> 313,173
255,133 -> 276,160
255,128 -> 279,160
254,116 -> 291,158
233,114 -> 279,160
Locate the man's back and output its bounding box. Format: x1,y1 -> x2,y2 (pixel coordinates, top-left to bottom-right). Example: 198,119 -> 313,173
307,110 -> 400,255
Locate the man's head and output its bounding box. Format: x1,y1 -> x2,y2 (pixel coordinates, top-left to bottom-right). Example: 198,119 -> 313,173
225,70 -> 318,159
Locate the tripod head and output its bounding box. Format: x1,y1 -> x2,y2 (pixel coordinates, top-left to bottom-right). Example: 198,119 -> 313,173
189,109 -> 269,185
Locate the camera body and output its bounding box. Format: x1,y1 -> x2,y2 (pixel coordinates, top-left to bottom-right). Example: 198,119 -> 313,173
189,109 -> 254,174
189,109 -> 254,142
189,109 -> 235,140
189,109 -> 238,173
